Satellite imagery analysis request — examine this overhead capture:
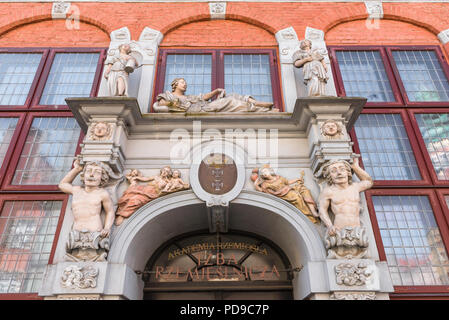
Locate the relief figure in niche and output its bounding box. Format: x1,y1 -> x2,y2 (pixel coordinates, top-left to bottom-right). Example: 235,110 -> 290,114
318,158 -> 373,259
104,43 -> 138,97
115,166 -> 189,226
251,165 -> 320,224
152,78 -> 279,113
293,39 -> 329,97
59,160 -> 121,261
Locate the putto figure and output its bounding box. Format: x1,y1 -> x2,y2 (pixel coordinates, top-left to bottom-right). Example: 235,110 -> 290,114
251,165 -> 320,224
115,166 -> 189,226
152,78 -> 279,113
59,160 -> 121,261
104,43 -> 138,96
318,158 -> 373,259
293,39 -> 329,97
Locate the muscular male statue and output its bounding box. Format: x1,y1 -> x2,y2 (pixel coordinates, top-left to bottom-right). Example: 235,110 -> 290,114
318,158 -> 373,235
59,160 -> 116,261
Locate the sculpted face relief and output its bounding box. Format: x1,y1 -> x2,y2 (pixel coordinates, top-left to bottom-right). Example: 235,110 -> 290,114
83,164 -> 103,188
328,162 -> 350,186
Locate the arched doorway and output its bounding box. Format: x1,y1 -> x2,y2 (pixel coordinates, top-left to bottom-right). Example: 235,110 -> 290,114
108,190 -> 327,300
142,230 -> 294,300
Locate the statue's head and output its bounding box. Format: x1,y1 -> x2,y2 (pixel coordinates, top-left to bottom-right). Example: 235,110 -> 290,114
321,119 -> 342,138
118,43 -> 131,54
92,121 -> 111,140
322,160 -> 352,186
160,166 -> 173,178
171,78 -> 187,92
81,161 -> 113,187
172,169 -> 181,178
259,165 -> 276,180
300,39 -> 312,50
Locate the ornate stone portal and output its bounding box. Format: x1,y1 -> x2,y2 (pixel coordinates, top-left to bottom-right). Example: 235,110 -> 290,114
37,96 -> 394,300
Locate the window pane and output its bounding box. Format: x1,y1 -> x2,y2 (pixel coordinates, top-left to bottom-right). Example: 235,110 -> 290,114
0,118 -> 18,168
392,50 -> 449,102
445,196 -> 449,210
0,200 -> 62,293
164,54 -> 212,96
0,53 -> 42,106
354,114 -> 421,180
373,195 -> 449,286
12,117 -> 80,185
39,53 -> 99,105
415,113 -> 449,180
224,54 -> 273,103
336,51 -> 395,102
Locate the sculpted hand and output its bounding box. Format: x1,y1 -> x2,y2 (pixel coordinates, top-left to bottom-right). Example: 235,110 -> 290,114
100,228 -> 110,238
104,72 -> 109,79
351,157 -> 360,170
217,88 -> 226,98
73,159 -> 83,172
327,226 -> 337,236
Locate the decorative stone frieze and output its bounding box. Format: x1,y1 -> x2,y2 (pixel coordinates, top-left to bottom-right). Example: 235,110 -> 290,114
330,291 -> 376,300
209,2 -> 226,20
61,265 -> 99,289
335,261 -> 372,286
51,1 -> 71,19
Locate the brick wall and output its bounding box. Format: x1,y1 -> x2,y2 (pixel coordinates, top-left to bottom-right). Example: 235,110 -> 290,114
0,2 -> 448,56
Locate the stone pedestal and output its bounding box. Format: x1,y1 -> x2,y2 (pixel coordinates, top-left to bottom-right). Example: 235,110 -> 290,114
293,96 -> 366,175
39,261 -> 143,300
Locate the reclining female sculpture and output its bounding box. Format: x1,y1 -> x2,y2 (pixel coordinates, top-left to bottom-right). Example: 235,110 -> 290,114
153,78 -> 279,113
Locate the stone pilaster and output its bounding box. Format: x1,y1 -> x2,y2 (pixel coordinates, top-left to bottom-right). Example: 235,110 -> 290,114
293,97 -> 366,175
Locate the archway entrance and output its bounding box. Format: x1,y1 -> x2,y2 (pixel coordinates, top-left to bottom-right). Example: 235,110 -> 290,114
142,230 -> 294,300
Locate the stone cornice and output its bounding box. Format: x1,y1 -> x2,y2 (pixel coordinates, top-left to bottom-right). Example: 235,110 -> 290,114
66,96 -> 366,136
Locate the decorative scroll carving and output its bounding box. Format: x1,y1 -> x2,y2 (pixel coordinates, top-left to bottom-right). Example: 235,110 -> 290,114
330,291 -> 376,300
325,226 -> 369,259
115,167 -> 189,226
335,261 -> 372,286
61,265 -> 99,289
318,158 -> 373,259
293,39 -> 329,97
252,165 -> 320,224
59,160 -> 122,262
